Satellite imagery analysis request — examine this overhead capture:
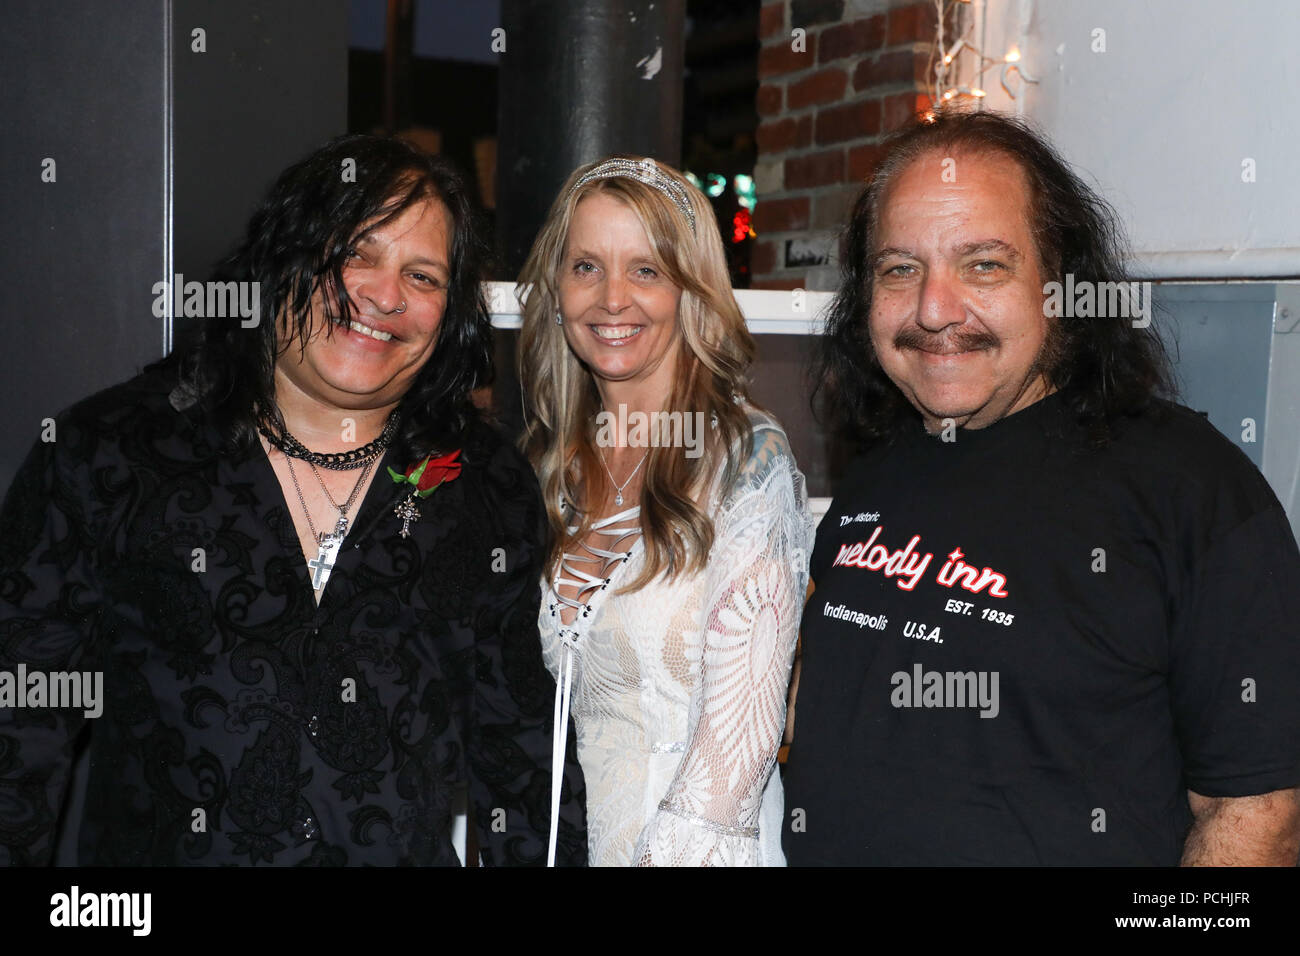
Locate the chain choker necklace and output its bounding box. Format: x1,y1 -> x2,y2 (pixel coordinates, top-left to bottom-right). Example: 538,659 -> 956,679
258,409 -> 401,471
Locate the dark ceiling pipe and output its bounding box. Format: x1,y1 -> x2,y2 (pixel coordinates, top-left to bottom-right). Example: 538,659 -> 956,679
496,0 -> 685,278
383,0 -> 414,134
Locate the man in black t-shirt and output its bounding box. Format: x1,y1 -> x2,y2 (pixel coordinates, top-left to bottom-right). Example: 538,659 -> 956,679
783,110 -> 1300,865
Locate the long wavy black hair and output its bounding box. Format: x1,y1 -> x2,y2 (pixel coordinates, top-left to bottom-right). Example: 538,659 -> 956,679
814,109 -> 1175,449
176,133 -> 493,463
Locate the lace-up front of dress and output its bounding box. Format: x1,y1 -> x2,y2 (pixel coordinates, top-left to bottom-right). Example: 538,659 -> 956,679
540,409 -> 816,867
542,506 -> 642,865
551,506 -> 643,630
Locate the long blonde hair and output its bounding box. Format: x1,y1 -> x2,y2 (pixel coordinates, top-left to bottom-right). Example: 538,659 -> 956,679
518,156 -> 757,593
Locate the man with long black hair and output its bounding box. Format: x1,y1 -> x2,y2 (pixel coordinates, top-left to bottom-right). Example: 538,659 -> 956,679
0,134 -> 586,865
783,110 -> 1300,865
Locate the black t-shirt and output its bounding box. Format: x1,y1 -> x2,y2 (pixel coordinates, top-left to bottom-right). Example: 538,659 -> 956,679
783,391 -> 1300,865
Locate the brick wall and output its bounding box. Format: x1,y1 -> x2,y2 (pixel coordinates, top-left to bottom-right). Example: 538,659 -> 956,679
753,0 -> 937,291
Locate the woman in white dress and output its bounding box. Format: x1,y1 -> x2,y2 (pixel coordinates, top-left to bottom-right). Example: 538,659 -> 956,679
517,156 -> 814,866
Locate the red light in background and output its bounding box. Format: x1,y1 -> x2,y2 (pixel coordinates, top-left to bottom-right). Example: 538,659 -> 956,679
732,208 -> 753,244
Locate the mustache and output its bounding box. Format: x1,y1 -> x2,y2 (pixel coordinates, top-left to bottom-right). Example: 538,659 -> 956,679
893,326 -> 1000,353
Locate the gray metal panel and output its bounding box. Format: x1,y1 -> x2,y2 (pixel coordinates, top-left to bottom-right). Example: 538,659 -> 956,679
1264,284 -> 1300,545
0,0 -> 168,495
171,0 -> 349,351
1153,283 -> 1276,468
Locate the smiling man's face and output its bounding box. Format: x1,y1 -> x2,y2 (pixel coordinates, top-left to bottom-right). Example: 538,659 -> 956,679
276,195 -> 452,412
868,148 -> 1057,432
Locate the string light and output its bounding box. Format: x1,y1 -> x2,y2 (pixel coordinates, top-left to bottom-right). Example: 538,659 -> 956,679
733,174 -> 756,211
929,0 -> 1038,115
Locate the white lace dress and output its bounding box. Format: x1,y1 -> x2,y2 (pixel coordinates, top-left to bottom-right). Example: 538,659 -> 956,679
540,410 -> 814,866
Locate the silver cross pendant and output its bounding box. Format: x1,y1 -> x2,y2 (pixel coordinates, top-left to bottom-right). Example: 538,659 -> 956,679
394,493 -> 421,538
309,516 -> 347,591
308,547 -> 335,590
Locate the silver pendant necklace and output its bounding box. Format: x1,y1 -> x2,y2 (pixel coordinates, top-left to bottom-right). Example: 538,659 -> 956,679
597,448 -> 650,507
286,455 -> 375,590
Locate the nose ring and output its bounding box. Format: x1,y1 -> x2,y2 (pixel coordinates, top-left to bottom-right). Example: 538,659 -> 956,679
393,301 -> 407,314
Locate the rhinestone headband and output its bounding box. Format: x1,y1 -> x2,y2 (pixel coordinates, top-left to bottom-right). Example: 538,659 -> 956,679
570,157 -> 697,233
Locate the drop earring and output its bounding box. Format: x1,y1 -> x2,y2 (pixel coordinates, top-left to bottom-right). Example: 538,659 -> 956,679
555,311 -> 563,326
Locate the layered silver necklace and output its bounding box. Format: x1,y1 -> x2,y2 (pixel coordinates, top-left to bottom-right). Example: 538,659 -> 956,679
261,411 -> 398,591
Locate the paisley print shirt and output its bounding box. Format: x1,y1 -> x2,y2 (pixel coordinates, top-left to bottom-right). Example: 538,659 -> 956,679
0,362 -> 587,865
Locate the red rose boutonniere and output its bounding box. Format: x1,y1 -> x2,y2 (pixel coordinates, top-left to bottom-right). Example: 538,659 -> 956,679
389,449 -> 461,538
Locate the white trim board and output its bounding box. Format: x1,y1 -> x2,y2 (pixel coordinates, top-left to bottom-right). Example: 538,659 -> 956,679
486,283 -> 835,335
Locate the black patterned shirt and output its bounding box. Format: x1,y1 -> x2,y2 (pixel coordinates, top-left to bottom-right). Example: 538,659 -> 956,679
0,362 -> 587,865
